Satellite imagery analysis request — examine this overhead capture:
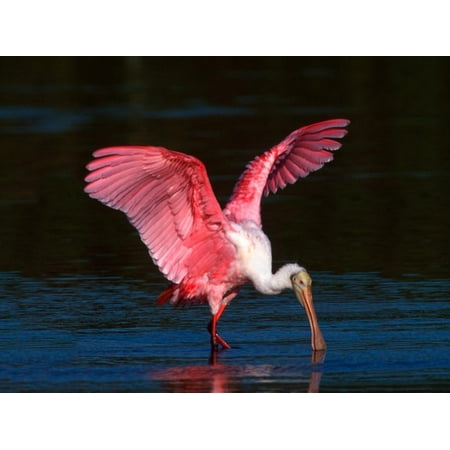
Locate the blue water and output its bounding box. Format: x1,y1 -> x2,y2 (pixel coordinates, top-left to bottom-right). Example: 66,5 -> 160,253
1,270 -> 448,392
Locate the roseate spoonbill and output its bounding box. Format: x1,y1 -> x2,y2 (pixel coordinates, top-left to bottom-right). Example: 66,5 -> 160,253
84,118 -> 350,351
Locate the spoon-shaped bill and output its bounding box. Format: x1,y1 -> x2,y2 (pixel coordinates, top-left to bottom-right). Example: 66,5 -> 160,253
291,272 -> 326,351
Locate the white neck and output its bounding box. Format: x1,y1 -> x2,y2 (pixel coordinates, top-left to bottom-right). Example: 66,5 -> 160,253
253,263 -> 305,295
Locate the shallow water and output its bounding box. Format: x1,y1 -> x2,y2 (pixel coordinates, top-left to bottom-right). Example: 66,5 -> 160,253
1,57 -> 449,392
1,270 -> 448,392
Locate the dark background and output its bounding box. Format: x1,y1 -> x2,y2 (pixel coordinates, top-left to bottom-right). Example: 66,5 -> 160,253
2,57 -> 449,278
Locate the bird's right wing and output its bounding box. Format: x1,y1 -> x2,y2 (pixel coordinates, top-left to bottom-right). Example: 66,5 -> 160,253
224,119 -> 350,226
85,146 -> 237,284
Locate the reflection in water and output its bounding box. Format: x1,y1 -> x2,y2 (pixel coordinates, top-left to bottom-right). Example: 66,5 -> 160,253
1,271 -> 449,392
150,350 -> 326,393
309,350 -> 326,393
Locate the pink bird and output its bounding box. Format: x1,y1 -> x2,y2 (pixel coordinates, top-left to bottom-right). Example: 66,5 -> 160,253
84,118 -> 350,352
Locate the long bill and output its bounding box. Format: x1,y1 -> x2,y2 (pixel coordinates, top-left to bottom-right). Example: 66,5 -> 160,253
293,280 -> 327,351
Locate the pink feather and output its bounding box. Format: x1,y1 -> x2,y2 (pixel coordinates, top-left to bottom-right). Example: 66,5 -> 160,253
85,146 -> 237,287
85,118 -> 350,309
224,119 -> 350,224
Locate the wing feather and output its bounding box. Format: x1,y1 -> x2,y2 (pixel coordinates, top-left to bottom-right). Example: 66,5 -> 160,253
85,146 -> 236,284
224,119 -> 350,226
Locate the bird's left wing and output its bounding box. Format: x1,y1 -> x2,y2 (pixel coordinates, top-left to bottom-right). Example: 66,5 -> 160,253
85,146 -> 236,284
224,119 -> 350,226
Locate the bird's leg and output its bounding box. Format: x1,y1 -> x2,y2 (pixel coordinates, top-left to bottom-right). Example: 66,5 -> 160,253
207,303 -> 231,350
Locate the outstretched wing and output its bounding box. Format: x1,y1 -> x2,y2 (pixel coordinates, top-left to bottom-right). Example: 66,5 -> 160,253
85,146 -> 236,284
223,119 -> 350,226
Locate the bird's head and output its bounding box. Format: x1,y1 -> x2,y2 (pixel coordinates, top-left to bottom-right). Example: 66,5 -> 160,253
291,270 -> 327,352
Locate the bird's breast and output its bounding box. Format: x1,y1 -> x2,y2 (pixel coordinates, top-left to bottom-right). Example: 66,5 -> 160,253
226,221 -> 273,281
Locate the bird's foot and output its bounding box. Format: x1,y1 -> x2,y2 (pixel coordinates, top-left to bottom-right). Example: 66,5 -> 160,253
212,333 -> 231,350
208,314 -> 231,350
208,324 -> 231,350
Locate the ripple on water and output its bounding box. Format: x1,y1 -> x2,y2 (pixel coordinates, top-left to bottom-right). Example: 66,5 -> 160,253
0,271 -> 449,392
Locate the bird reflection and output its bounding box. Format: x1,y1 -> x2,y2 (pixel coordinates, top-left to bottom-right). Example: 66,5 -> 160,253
150,350 -> 326,393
